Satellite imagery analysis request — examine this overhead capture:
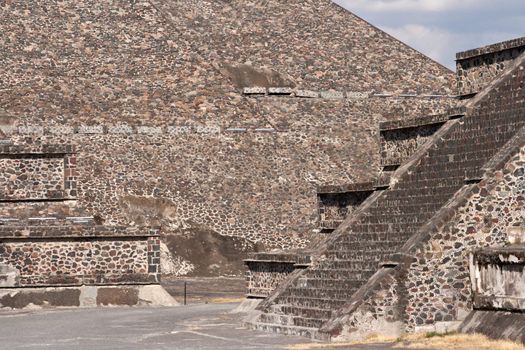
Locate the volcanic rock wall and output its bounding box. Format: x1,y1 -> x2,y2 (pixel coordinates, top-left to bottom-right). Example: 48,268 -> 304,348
0,0 -> 456,276
457,37 -> 525,96
319,49 -> 525,340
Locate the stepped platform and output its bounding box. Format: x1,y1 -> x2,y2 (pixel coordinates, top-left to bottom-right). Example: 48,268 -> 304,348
246,42 -> 525,340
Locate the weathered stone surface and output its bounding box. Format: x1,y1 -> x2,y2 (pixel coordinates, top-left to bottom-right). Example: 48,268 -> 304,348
460,310 -> 525,344
0,0 -> 455,276
0,284 -> 178,309
457,37 -> 525,95
97,287 -> 139,306
249,40 -> 525,340
0,288 -> 81,309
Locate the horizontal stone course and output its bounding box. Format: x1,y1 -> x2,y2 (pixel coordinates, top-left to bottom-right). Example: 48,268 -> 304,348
456,37 -> 525,95
456,36 -> 525,60
0,225 -> 160,239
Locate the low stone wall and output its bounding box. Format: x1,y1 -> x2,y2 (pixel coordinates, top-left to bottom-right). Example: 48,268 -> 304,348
0,284 -> 178,309
0,144 -> 77,201
244,253 -> 308,298
456,37 -> 525,96
0,225 -> 161,288
470,246 -> 525,311
379,114 -> 450,167
317,183 -> 374,231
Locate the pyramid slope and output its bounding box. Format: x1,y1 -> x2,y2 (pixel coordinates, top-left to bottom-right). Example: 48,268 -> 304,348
0,0 -> 455,277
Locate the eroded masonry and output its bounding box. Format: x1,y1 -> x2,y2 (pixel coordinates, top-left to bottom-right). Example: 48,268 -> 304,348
1,0 -> 525,344
244,37 -> 525,343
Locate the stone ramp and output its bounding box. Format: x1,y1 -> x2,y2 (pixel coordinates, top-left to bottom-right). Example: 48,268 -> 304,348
248,50 -> 525,339
460,310 -> 525,344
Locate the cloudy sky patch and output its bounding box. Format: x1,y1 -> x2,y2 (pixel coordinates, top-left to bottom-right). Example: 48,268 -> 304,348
335,0 -> 525,69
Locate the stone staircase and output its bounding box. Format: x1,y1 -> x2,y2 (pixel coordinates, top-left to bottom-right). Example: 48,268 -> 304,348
247,53 -> 525,338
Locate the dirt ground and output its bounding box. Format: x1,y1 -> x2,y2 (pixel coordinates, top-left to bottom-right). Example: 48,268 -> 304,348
162,276 -> 246,304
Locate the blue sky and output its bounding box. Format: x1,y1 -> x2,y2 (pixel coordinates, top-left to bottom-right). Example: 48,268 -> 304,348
335,0 -> 525,70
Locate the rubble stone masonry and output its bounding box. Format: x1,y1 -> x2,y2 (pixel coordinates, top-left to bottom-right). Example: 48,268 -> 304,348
0,0 -> 456,275
457,37 -> 525,96
0,225 -> 161,287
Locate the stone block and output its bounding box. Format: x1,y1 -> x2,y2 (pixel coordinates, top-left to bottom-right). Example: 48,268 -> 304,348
47,125 -> 75,134
137,126 -> 163,134
96,287 -> 139,306
18,126 -> 44,134
167,126 -> 192,134
346,91 -> 369,99
78,125 -> 104,134
243,87 -> 267,95
268,87 -> 293,95
225,128 -> 247,133
295,90 -> 319,98
320,91 -> 344,99
194,125 -> 220,134
107,125 -> 134,134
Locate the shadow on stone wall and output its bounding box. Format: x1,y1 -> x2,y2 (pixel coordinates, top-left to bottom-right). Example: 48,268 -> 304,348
164,228 -> 265,278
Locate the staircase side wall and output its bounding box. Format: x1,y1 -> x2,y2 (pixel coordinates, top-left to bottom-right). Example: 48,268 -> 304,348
456,37 -> 525,96
326,141 -> 525,340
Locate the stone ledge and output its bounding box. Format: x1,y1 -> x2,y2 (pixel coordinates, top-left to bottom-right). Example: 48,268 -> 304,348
14,273 -> 159,288
242,87 -> 456,100
0,144 -> 75,155
1,216 -> 93,226
456,36 -> 525,61
319,220 -> 342,230
317,182 -> 375,194
0,225 -> 160,239
473,246 -> 525,265
245,252 -> 311,266
379,108 -> 465,131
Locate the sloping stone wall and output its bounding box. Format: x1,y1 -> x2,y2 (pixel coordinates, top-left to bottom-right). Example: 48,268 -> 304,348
4,97 -> 455,259
324,133 -> 525,340
404,143 -> 525,330
0,0 -> 457,276
456,37 -> 525,96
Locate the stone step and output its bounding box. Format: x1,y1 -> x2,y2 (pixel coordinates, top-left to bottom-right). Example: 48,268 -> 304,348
307,268 -> 376,280
279,305 -> 333,320
255,311 -> 326,330
323,251 -> 388,261
328,241 -> 406,251
246,320 -> 320,340
293,316 -> 326,329
280,296 -> 348,310
258,311 -> 293,326
285,286 -> 357,300
313,260 -> 374,270
295,278 -> 362,290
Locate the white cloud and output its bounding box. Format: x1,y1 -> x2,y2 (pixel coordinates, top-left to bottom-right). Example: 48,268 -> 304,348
334,0 -> 525,69
337,0 -> 481,13
382,24 -> 458,68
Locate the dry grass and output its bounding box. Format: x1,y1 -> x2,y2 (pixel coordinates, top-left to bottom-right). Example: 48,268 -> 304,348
396,333 -> 525,350
207,297 -> 245,304
285,334 -> 399,349
285,333 -> 525,350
